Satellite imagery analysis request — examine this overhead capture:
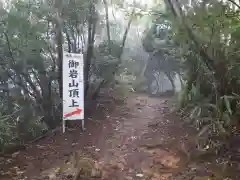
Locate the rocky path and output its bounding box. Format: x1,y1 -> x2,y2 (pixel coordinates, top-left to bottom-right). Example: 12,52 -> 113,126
0,93 -> 235,180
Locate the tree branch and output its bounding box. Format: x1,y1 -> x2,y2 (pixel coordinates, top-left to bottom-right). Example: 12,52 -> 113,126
227,0 -> 240,9
165,0 -> 215,71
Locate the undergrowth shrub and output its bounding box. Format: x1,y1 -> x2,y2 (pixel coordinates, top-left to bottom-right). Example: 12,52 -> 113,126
0,115 -> 16,151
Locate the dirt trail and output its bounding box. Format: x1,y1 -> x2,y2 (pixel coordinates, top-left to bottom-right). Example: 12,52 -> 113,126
93,94 -> 186,180
0,93 -> 227,180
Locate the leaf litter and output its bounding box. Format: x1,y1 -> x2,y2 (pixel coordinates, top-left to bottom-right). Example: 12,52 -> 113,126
0,94 -> 238,180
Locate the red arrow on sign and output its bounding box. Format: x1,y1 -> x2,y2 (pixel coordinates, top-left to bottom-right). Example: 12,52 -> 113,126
64,108 -> 82,117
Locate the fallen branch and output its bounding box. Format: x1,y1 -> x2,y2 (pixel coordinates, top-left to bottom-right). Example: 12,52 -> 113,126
140,143 -> 166,149
28,127 -> 60,144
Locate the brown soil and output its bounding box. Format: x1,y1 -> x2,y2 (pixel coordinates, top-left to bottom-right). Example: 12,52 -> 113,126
0,93 -> 238,180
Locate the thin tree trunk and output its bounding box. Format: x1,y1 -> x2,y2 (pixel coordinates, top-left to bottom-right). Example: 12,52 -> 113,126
85,1 -> 97,95
118,9 -> 135,59
56,21 -> 63,98
178,72 -> 184,88
54,0 -> 64,127
39,72 -> 58,129
164,71 -> 176,92
112,8 -> 135,80
103,0 -> 111,48
64,24 -> 72,53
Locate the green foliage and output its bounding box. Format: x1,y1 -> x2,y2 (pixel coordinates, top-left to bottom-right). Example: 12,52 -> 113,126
98,40 -> 122,57
93,40 -> 121,82
158,0 -> 240,150
0,114 -> 16,151
0,0 -> 132,151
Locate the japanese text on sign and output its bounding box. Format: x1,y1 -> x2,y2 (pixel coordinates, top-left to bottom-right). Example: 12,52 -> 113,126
62,52 -> 84,120
68,59 -> 79,107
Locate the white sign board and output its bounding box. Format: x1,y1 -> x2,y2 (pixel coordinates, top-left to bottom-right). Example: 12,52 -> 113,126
62,52 -> 84,132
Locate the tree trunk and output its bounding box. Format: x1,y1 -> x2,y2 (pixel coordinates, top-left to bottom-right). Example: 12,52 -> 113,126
118,9 -> 135,59
84,1 -> 97,96
103,0 -> 111,48
165,71 -> 175,92
39,71 -> 59,129
111,8 -> 135,79
56,17 -> 63,99
178,72 -> 184,89
92,80 -> 106,100
64,24 -> 72,53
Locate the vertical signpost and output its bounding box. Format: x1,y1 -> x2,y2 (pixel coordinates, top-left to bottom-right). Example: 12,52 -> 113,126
62,52 -> 84,133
